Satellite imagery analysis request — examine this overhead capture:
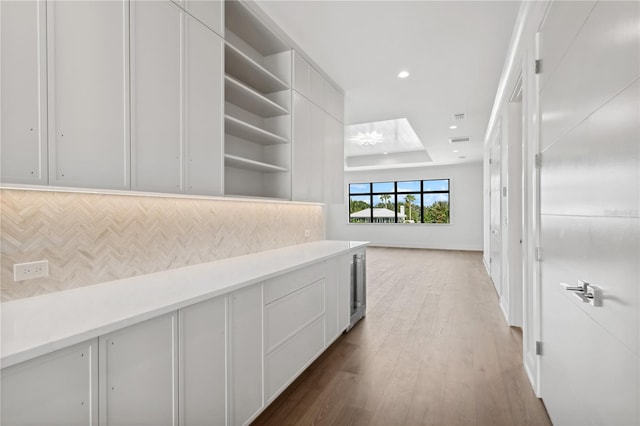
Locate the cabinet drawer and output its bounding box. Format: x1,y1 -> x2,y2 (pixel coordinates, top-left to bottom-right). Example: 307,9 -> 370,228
264,261 -> 325,304
265,315 -> 325,403
265,279 -> 325,353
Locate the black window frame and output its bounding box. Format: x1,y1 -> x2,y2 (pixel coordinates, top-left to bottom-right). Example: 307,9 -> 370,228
348,179 -> 450,224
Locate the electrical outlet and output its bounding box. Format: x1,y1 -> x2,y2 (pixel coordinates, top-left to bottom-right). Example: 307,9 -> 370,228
14,260 -> 49,282
304,229 -> 311,237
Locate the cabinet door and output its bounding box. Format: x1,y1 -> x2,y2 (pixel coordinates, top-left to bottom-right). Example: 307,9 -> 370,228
323,81 -> 344,122
1,339 -> 98,426
184,0 -> 223,36
324,258 -> 339,345
324,113 -> 345,204
179,297 -> 226,426
293,51 -> 310,99
308,103 -> 325,202
338,253 -> 353,332
229,285 -> 263,425
99,313 -> 178,426
309,67 -> 325,108
0,0 -> 48,185
131,0 -> 182,192
47,0 -> 129,190
292,92 -> 310,201
184,15 -> 224,196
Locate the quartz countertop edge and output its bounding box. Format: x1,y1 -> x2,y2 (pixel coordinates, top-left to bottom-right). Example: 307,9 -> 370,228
1,240 -> 369,369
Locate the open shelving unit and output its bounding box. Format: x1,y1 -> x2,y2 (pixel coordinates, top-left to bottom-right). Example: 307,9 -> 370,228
223,0 -> 292,200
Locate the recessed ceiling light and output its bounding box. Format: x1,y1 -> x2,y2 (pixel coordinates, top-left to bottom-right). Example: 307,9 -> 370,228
449,125 -> 457,130
397,70 -> 410,79
383,152 -> 389,155
453,149 -> 459,153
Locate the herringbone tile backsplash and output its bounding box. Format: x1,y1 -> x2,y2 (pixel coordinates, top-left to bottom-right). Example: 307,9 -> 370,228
0,189 -> 324,302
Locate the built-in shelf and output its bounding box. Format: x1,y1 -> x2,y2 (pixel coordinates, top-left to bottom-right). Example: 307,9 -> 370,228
225,43 -> 288,94
225,75 -> 288,118
225,0 -> 289,56
224,115 -> 288,146
224,154 -> 288,173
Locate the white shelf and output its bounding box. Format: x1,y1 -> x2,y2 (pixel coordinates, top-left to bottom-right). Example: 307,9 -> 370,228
225,115 -> 288,146
224,154 -> 288,173
225,75 -> 288,118
225,0 -> 289,56
225,43 -> 288,94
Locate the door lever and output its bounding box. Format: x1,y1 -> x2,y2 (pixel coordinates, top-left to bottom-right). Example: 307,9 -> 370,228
560,280 -> 602,307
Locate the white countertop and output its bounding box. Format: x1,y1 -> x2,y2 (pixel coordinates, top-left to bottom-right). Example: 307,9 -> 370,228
1,240 -> 368,368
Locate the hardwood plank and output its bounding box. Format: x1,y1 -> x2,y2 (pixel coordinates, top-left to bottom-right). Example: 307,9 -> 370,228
252,248 -> 551,426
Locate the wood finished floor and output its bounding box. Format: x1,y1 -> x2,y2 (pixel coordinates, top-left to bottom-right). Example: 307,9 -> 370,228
253,247 -> 551,426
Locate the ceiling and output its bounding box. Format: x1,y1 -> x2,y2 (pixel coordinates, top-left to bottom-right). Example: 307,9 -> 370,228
256,0 -> 521,169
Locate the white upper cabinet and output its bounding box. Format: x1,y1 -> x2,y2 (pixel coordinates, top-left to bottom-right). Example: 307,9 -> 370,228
184,12 -> 224,196
47,0 -> 130,190
132,0 -> 223,195
293,51 -> 325,108
292,93 -> 324,203
131,0 -> 182,193
184,0 -> 223,36
0,1 -> 48,185
324,113 -> 345,204
324,81 -> 344,123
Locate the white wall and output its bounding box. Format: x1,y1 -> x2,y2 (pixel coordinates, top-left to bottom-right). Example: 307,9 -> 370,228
327,162 -> 483,250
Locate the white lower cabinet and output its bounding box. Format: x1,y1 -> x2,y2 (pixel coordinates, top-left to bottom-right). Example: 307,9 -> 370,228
179,296 -> 226,426
265,316 -> 325,402
229,285 -> 263,426
0,251 -> 361,426
1,339 -> 98,426
99,313 -> 178,426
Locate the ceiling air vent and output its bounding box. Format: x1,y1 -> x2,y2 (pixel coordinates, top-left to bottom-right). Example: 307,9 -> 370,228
452,113 -> 466,121
449,136 -> 470,143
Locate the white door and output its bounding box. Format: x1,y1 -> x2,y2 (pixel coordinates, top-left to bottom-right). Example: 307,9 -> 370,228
539,1 -> 639,424
0,0 -> 48,185
47,0 -> 129,190
489,131 -> 502,295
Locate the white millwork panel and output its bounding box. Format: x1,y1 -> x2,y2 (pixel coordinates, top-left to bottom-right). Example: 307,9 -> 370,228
184,14 -> 224,196
538,1 -> 640,425
183,0 -> 223,36
47,0 -> 129,190
99,313 -> 178,426
324,113 -> 345,204
131,0 -> 182,193
228,284 -> 264,425
179,296 -> 227,426
1,339 -> 98,426
489,127 -> 502,297
337,253 -> 353,333
0,0 -> 48,185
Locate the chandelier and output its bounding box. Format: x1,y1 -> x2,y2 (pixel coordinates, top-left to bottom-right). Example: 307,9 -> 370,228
350,131 -> 384,146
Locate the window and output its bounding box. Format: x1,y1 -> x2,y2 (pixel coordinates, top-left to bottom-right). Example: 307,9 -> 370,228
349,179 -> 450,224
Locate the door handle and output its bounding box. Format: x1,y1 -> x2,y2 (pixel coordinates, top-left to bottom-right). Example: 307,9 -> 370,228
561,280 -> 602,307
